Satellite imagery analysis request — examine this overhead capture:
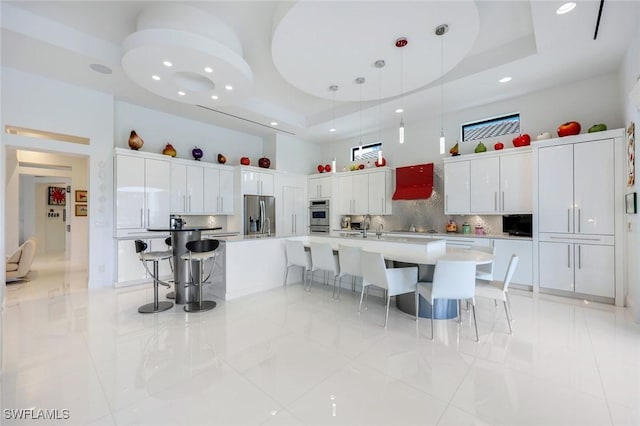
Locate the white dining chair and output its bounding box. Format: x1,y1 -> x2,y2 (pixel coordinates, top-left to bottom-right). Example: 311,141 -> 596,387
360,251 -> 418,328
416,260 -> 478,341
284,239 -> 312,288
475,254 -> 519,334
338,245 -> 362,293
310,242 -> 341,298
470,244 -> 495,282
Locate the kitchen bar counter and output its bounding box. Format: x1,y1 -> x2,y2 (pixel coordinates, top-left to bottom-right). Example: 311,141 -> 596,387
334,229 -> 532,241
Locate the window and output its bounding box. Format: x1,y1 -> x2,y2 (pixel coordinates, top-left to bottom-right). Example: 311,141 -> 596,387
350,141 -> 382,162
461,113 -> 520,142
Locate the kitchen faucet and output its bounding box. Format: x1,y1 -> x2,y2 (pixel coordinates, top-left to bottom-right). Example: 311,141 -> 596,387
363,214 -> 371,238
376,223 -> 384,239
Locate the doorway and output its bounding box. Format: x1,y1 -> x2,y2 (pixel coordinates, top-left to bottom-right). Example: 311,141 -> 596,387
5,148 -> 89,287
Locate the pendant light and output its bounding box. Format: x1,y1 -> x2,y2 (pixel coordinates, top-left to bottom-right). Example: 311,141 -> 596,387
436,24 -> 448,154
355,76 -> 365,158
329,84 -> 338,172
396,37 -> 407,144
375,59 -> 385,164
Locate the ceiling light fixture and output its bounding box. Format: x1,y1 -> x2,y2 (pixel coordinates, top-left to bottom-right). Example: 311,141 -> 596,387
329,84 -> 338,133
163,60 -> 173,67
178,91 -> 186,96
211,95 -> 218,100
396,37 -> 407,144
375,59 -> 385,163
152,75 -> 160,81
436,24 -> 448,155
556,2 -> 576,14
225,85 -> 233,91
499,76 -> 512,83
355,76 -> 365,154
204,67 -> 213,73
270,122 -> 278,126
395,108 -> 403,114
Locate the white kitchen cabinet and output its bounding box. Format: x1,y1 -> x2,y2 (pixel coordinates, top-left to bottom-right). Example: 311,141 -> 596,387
538,139 -> 614,235
308,174 -> 333,199
470,156 -> 500,213
492,238 -> 533,286
368,169 -> 393,215
444,160 -> 470,214
442,235 -> 491,248
338,173 -> 368,214
242,168 -> 274,196
282,186 -> 305,236
116,151 -> 170,233
117,237 -> 171,285
500,151 -> 532,213
538,241 -> 614,298
170,161 -> 205,214
203,165 -> 235,214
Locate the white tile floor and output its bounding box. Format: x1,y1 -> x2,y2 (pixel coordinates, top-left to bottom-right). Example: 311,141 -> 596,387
2,256 -> 640,425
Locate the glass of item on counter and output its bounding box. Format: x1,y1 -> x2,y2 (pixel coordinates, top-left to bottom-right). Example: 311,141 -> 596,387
475,224 -> 484,235
462,222 -> 471,234
446,219 -> 457,233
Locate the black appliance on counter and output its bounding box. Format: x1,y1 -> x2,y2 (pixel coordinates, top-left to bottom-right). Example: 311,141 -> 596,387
502,214 -> 532,237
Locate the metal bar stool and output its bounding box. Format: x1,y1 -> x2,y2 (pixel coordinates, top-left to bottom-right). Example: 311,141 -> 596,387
181,239 -> 219,313
164,236 -> 176,300
135,240 -> 174,314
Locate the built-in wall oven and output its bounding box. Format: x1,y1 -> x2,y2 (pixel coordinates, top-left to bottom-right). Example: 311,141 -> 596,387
309,199 -> 330,234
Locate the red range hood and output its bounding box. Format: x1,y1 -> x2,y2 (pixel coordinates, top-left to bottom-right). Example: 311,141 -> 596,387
392,163 -> 434,200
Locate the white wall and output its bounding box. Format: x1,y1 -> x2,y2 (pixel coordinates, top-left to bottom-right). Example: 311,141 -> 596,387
620,22 -> 640,321
114,101 -> 264,166
274,133 -> 322,175
19,174 -> 35,243
1,67 -> 114,288
322,72 -> 623,171
4,150 -> 19,251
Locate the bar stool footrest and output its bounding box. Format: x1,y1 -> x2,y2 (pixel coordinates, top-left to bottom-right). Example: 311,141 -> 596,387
138,301 -> 173,314
184,300 -> 216,313
166,291 -> 175,300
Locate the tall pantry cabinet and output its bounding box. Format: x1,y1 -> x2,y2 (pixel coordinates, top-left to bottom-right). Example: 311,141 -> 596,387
532,129 -> 625,304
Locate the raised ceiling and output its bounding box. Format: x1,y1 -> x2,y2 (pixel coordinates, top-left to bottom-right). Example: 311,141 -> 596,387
2,1 -> 639,143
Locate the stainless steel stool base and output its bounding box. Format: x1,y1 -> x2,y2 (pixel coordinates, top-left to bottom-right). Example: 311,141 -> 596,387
184,300 -> 216,313
166,291 -> 175,299
138,301 -> 173,314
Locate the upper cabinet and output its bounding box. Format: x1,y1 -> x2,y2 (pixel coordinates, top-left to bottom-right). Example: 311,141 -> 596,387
444,148 -> 532,215
538,139 -> 614,235
336,168 -> 393,215
368,169 -> 393,215
115,149 -> 170,234
204,165 -> 235,215
241,167 -> 275,196
308,174 -> 333,199
170,161 -> 234,215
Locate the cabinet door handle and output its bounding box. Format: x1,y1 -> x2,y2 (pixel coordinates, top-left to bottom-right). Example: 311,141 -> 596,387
578,245 -> 581,269
578,209 -> 581,233
502,191 -> 505,211
140,208 -> 144,227
494,192 -> 498,211
567,245 -> 571,268
183,195 -> 186,212
147,209 -> 150,227
568,209 -> 571,232
189,195 -> 192,212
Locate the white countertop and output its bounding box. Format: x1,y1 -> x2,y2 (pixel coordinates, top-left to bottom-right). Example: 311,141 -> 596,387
334,229 -> 532,241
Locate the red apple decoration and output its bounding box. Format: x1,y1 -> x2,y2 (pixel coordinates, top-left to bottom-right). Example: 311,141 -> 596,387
557,121 -> 581,137
317,164 -> 325,173
358,164 -> 365,170
512,133 -> 531,147
324,164 -> 332,172
375,157 -> 387,167
240,157 -> 250,166
258,157 -> 271,168
494,142 -> 504,150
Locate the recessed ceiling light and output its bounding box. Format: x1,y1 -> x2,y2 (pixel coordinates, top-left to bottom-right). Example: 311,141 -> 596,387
225,85 -> 233,91
270,122 -> 278,126
163,60 -> 173,67
152,75 -> 161,81
211,95 -> 219,100
556,2 -> 576,14
395,108 -> 404,114
178,91 -> 186,96
329,128 -> 336,133
204,67 -> 213,73
499,76 -> 512,83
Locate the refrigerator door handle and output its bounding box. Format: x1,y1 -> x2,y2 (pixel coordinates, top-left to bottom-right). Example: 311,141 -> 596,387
259,200 -> 266,234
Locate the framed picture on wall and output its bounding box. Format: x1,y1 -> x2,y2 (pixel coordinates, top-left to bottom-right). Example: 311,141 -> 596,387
75,204 -> 88,216
48,186 -> 66,206
75,190 -> 88,202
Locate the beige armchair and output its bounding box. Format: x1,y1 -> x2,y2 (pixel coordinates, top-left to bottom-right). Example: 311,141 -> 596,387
6,238 -> 36,282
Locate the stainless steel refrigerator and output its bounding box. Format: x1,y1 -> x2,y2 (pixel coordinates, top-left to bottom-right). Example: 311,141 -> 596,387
244,195 -> 276,236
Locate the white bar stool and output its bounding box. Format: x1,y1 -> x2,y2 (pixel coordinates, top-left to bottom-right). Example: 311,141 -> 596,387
181,239 -> 219,313
135,240 -> 174,314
